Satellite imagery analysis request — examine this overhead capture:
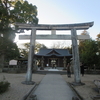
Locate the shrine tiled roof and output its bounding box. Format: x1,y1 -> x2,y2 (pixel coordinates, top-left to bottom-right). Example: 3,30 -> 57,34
35,49 -> 72,57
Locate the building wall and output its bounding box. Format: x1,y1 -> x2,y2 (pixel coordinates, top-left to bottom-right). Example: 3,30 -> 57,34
44,57 -> 66,67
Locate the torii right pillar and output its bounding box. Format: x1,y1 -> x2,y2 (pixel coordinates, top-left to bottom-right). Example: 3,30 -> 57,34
70,22 -> 94,85
71,28 -> 82,85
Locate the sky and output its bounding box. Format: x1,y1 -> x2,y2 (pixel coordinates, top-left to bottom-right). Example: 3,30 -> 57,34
16,0 -> 100,48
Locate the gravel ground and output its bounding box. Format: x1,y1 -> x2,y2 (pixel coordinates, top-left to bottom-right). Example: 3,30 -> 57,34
0,73 -> 45,100
62,74 -> 100,100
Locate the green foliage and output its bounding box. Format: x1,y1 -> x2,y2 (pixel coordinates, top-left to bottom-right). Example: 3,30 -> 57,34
0,76 -> 10,94
19,42 -> 47,58
35,42 -> 47,53
0,37 -> 20,61
0,0 -> 38,62
0,81 -> 10,94
11,0 -> 38,24
79,39 -> 99,66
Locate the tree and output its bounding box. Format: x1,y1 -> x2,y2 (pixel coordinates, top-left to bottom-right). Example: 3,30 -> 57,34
95,34 -> 100,68
19,42 -> 47,59
11,0 -> 38,24
0,0 -> 38,67
78,33 -> 100,70
79,39 -> 98,68
35,42 -> 47,53
81,30 -> 89,35
0,0 -> 38,43
96,33 -> 100,41
50,41 -> 70,49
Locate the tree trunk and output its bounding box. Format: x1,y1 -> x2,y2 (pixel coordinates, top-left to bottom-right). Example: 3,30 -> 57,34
0,54 -> 4,72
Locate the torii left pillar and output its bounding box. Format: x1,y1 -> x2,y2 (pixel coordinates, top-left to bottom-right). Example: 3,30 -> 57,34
22,28 -> 36,85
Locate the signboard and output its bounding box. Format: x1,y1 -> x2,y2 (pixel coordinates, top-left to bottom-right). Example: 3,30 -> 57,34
9,60 -> 17,65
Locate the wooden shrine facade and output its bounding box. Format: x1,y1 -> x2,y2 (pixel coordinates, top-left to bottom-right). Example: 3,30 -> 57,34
35,49 -> 72,68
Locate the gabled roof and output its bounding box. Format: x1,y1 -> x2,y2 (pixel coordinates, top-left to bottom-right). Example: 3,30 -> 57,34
35,49 -> 72,57
47,49 -> 60,55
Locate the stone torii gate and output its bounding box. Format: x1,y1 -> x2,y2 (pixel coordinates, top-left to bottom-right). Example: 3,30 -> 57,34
16,22 -> 94,85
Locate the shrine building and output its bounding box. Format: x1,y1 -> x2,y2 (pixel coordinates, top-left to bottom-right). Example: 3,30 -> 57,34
35,49 -> 72,67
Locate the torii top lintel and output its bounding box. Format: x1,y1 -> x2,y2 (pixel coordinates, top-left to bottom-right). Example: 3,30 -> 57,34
16,22 -> 94,30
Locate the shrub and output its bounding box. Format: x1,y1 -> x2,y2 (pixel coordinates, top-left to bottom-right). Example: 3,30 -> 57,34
0,76 -> 10,94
